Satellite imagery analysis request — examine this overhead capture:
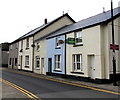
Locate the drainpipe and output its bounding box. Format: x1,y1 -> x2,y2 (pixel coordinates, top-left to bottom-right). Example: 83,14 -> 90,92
111,0 -> 117,86
32,35 -> 35,72
64,34 -> 67,78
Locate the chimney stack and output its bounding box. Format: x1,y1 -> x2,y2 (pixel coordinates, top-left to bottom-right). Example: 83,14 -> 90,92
44,18 -> 47,24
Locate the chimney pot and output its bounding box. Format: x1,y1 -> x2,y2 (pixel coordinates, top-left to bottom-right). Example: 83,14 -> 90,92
44,18 -> 47,24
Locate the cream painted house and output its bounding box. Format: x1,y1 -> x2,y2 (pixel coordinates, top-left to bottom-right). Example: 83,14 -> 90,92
33,13 -> 75,74
46,7 -> 120,83
18,36 -> 34,71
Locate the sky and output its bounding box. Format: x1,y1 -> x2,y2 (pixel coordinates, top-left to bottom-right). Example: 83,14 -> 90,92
0,0 -> 120,43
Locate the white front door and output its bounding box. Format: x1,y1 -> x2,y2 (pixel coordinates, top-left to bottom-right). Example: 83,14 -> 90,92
91,56 -> 95,79
88,55 -> 95,79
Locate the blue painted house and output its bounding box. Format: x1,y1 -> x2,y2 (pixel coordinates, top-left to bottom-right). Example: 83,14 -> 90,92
46,32 -> 66,76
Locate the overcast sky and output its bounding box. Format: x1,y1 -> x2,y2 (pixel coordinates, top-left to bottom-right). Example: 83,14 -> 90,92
0,0 -> 120,43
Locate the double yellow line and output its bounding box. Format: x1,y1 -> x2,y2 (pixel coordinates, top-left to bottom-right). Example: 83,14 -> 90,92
0,78 -> 41,100
3,69 -> 120,96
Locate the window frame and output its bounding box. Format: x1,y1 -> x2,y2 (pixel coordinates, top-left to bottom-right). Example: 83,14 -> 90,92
9,58 -> 12,65
21,40 -> 23,49
15,58 -> 17,66
36,42 -> 40,52
26,38 -> 29,49
36,56 -> 40,69
25,55 -> 29,67
55,55 -> 61,70
73,54 -> 82,72
74,31 -> 83,45
55,37 -> 61,49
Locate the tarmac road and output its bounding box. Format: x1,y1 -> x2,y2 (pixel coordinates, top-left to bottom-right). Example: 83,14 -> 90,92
2,69 -> 120,100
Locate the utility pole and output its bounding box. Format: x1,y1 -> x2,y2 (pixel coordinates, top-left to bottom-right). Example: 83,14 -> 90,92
110,0 -> 118,86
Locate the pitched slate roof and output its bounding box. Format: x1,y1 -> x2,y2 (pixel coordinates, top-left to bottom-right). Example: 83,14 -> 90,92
47,7 -> 120,39
11,13 -> 75,44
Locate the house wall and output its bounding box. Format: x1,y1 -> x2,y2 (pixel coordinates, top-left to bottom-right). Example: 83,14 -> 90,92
34,16 -> 74,41
66,17 -> 120,81
0,48 -> 2,67
8,43 -> 18,69
107,17 -> 120,76
66,25 -> 103,79
46,35 -> 65,75
34,39 -> 47,74
18,36 -> 33,71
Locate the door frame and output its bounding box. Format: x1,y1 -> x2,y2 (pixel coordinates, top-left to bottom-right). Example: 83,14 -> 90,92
48,58 -> 52,74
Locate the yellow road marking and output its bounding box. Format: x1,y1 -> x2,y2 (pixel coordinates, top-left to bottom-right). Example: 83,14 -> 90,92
3,69 -> 120,95
0,78 -> 41,100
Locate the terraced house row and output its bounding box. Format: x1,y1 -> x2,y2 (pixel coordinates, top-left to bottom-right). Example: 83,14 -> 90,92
8,7 -> 120,84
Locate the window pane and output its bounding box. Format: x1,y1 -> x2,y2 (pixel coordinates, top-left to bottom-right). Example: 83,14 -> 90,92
55,55 -> 61,70
73,54 -> 82,71
75,32 -> 82,44
74,63 -> 76,70
76,55 -> 80,62
77,63 -> 80,70
58,55 -> 60,61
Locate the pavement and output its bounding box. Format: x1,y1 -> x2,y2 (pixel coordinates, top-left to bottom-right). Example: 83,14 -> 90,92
2,82 -> 28,99
1,67 -> 120,99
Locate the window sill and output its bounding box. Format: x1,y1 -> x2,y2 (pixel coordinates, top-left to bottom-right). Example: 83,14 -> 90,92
26,48 -> 29,50
25,66 -> 29,68
36,68 -> 40,70
71,72 -> 84,74
73,44 -> 83,47
55,47 -> 61,49
53,70 -> 62,72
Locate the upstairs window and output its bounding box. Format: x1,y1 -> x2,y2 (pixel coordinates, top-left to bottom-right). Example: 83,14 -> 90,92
21,40 -> 23,49
15,43 -> 18,49
10,45 -> 12,50
73,54 -> 82,72
36,42 -> 40,51
75,31 -> 82,45
26,38 -> 29,49
56,37 -> 61,49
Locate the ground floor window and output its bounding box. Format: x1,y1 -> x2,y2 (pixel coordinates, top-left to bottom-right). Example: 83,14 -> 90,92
55,55 -> 61,70
36,56 -> 40,69
25,55 -> 29,67
73,54 -> 82,72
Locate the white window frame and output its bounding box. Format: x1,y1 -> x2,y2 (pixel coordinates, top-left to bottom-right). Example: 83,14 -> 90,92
36,42 -> 40,52
26,38 -> 29,48
15,43 -> 18,49
56,37 -> 61,48
55,55 -> 61,70
75,31 -> 83,45
73,54 -> 82,72
36,56 -> 40,69
21,40 -> 23,49
10,45 -> 12,50
25,56 -> 29,66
